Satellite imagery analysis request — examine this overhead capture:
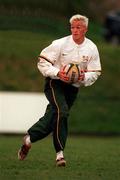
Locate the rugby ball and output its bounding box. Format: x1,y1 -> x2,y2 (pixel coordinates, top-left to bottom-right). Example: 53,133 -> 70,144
63,63 -> 80,83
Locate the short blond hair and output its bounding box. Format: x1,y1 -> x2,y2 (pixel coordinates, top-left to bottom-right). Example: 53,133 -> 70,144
69,14 -> 89,27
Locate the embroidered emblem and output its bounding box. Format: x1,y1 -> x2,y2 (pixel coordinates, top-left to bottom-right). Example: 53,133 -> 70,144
82,56 -> 89,62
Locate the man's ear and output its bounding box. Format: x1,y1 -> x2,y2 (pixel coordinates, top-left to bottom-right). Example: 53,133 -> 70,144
85,27 -> 88,33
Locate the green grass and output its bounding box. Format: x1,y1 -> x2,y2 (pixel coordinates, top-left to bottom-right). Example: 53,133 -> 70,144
69,94 -> 120,134
0,30 -> 52,91
0,135 -> 120,180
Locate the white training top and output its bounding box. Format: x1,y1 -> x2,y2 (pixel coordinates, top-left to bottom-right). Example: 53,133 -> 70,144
37,35 -> 101,87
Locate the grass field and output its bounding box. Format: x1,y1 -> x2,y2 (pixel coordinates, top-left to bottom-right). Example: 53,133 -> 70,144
0,135 -> 120,180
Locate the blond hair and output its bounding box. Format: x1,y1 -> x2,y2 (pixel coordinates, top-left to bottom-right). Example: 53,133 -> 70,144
69,14 -> 89,27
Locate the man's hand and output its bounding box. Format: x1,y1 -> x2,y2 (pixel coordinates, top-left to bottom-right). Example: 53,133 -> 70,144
58,69 -> 85,83
57,70 -> 69,83
78,70 -> 85,82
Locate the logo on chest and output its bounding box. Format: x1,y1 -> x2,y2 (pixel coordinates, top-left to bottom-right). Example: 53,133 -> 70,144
82,55 -> 89,62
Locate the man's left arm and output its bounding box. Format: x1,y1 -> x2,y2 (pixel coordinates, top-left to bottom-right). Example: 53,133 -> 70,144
80,46 -> 102,87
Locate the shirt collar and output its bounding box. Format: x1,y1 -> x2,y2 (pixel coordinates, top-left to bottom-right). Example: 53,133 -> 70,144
70,35 -> 87,48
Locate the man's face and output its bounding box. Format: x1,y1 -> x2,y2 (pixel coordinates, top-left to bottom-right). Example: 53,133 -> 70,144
70,20 -> 87,41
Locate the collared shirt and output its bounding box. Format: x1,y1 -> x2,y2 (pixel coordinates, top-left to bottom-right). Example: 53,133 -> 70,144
37,35 -> 101,87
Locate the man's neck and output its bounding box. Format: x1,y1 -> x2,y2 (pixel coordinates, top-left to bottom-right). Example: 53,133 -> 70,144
73,37 -> 85,45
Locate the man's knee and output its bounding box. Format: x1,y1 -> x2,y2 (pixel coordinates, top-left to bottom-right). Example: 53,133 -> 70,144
59,105 -> 69,119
